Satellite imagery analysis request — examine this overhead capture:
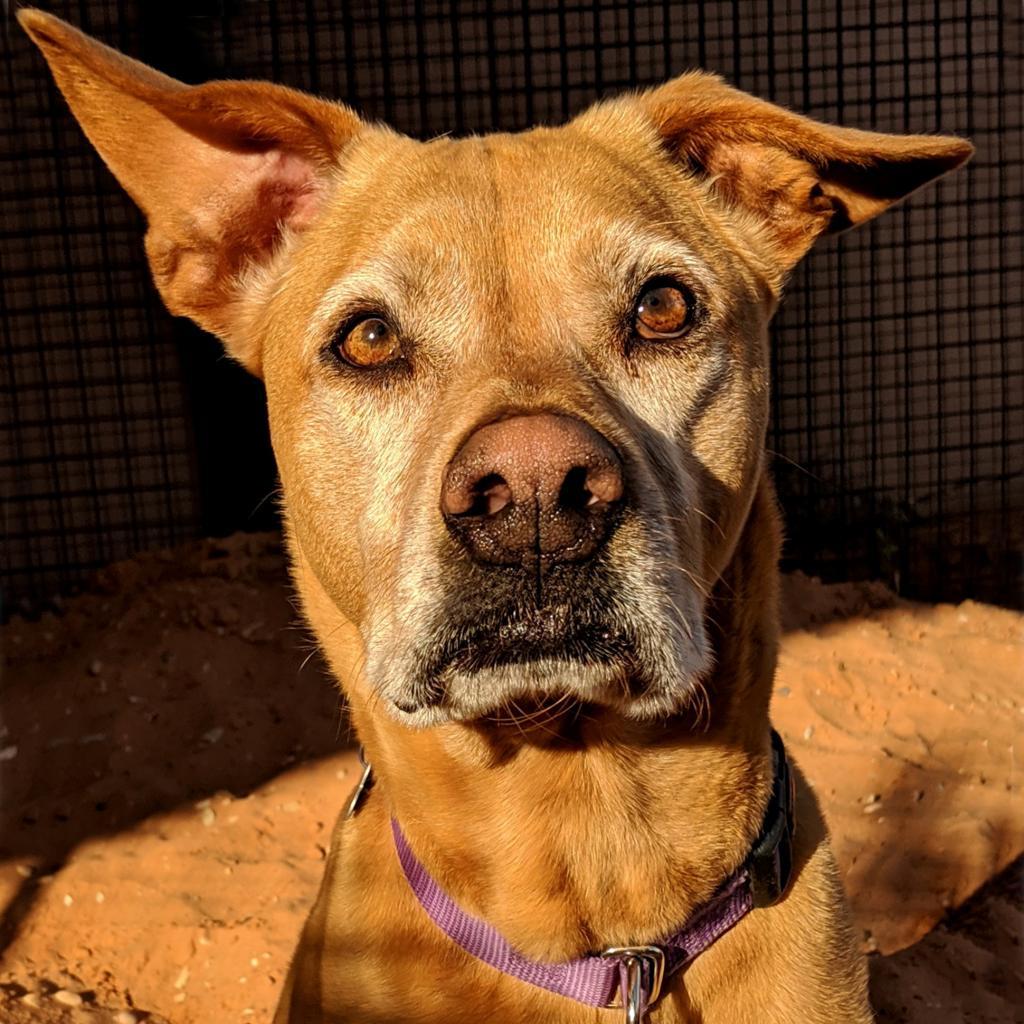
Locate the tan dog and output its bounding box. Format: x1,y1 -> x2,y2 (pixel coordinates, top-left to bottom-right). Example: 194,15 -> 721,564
22,10 -> 971,1022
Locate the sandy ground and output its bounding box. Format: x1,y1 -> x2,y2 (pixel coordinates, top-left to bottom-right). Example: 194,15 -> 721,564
0,534 -> 1020,1023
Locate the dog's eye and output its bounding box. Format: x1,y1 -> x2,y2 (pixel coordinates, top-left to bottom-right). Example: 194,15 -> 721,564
634,283 -> 693,340
334,317 -> 401,368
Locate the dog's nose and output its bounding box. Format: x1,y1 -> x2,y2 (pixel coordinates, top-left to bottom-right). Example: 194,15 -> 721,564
441,413 -> 625,566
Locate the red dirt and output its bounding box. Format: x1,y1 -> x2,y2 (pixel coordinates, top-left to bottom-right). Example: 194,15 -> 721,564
0,534 -> 1020,1022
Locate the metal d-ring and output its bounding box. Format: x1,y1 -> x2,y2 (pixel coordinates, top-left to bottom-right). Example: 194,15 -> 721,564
601,945 -> 666,1024
343,748 -> 374,819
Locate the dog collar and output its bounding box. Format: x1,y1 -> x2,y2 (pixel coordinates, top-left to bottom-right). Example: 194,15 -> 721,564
351,731 -> 794,1023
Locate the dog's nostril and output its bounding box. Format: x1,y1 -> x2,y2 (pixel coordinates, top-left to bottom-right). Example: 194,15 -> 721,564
462,473 -> 512,518
558,466 -> 591,512
561,464 -> 622,512
558,464 -> 624,512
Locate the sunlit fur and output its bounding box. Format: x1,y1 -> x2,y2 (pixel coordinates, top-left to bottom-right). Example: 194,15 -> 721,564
20,9 -> 972,1022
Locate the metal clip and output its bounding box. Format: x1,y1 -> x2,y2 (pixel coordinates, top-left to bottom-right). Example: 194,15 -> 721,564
343,748 -> 374,819
601,945 -> 666,1024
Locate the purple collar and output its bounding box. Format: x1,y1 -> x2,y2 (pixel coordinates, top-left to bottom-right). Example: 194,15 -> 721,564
356,732 -> 794,1022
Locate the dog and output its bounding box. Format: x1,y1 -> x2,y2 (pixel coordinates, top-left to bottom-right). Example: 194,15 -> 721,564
21,9 -> 971,1022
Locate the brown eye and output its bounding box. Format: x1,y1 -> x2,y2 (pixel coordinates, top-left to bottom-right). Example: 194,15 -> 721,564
336,317 -> 401,368
634,283 -> 693,340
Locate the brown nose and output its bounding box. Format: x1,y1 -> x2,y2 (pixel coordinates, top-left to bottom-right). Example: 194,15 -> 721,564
441,413 -> 625,566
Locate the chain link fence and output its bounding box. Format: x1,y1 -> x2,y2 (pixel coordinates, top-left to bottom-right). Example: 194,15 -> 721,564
2,0 -> 1021,613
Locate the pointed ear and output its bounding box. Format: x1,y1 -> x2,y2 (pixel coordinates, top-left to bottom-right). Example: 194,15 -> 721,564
19,9 -> 365,375
638,72 -> 973,272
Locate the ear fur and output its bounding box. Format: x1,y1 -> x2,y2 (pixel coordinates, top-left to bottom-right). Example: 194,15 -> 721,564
19,8 -> 365,374
637,72 -> 973,270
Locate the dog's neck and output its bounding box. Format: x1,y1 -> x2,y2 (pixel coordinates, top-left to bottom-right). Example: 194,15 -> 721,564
340,477 -> 782,962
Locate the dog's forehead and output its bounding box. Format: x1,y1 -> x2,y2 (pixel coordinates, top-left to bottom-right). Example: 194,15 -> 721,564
379,121 -> 655,191
360,126 -> 686,237
315,122 -> 712,304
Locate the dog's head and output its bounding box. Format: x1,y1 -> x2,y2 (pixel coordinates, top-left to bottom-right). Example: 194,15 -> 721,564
23,10 -> 971,727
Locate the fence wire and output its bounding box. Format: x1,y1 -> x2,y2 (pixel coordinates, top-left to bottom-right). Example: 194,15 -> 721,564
2,1 -> 1021,613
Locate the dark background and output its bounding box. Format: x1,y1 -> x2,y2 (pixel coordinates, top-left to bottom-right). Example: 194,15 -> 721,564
2,0 -> 1021,614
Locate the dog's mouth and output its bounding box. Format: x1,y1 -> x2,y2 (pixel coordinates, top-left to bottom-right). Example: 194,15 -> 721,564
439,603 -> 635,675
375,542 -> 711,728
393,594 -> 655,725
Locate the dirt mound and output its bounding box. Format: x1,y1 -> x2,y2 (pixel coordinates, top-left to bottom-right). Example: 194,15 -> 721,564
1,537 -> 1020,1022
774,572 -> 1022,954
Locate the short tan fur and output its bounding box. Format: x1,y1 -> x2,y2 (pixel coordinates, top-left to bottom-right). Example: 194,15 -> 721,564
20,9 -> 971,1022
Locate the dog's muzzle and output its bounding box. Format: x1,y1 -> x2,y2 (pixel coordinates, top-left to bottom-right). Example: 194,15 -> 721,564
378,409 -> 708,723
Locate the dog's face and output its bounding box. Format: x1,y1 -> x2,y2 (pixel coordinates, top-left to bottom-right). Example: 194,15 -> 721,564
23,10 -> 971,726
264,118 -> 774,725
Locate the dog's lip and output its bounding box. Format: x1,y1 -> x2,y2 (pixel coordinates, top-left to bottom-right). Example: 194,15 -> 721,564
435,606 -> 634,676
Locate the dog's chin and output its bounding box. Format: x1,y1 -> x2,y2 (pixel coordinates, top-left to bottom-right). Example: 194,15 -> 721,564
385,652 -> 704,729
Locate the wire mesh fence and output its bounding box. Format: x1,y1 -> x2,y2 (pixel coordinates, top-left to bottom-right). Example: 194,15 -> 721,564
2,0 -> 1021,614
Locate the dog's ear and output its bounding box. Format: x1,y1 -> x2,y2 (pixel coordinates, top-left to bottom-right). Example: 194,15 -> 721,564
19,9 -> 364,375
637,73 -> 973,271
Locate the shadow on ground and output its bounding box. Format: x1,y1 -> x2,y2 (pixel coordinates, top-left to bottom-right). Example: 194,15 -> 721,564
0,534 -> 354,952
870,854 -> 1023,1022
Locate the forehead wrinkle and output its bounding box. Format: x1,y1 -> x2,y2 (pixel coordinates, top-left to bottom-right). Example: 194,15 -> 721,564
476,140 -> 514,309
490,133 -> 712,282
565,127 -> 683,220
549,124 -> 736,270
305,207 -> 479,345
590,220 -> 719,293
